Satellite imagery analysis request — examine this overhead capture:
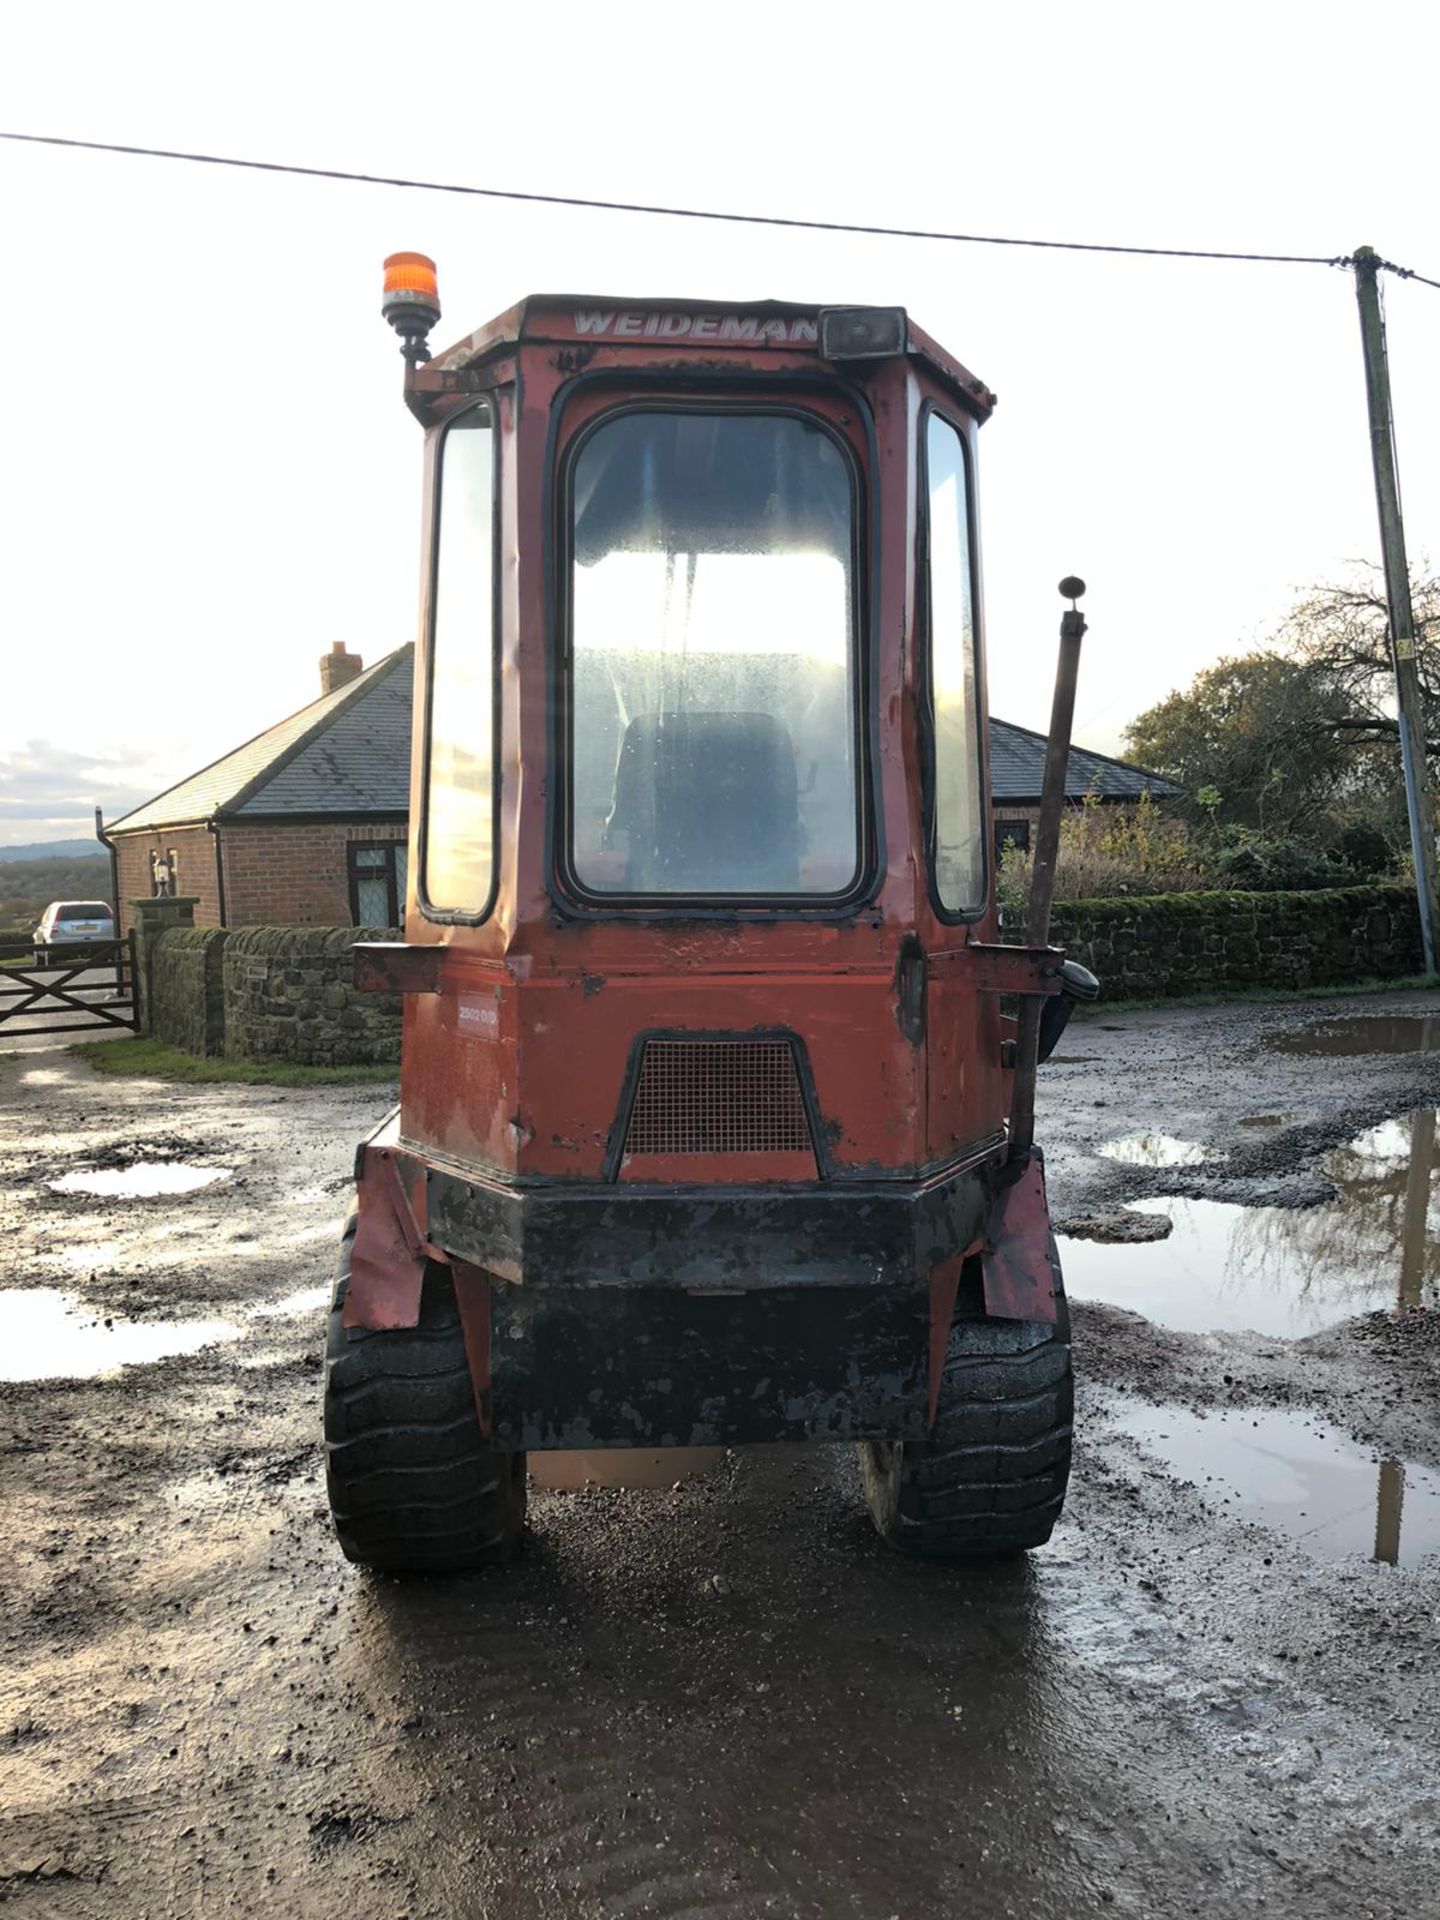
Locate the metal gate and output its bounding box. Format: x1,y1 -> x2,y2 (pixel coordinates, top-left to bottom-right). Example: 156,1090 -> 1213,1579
0,935 -> 139,1039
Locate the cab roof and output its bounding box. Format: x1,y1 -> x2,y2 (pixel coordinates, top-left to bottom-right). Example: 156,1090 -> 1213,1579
429,295 -> 997,419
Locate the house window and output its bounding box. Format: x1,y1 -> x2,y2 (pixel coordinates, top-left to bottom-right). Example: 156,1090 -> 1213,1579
348,843 -> 408,926
994,818 -> 1031,858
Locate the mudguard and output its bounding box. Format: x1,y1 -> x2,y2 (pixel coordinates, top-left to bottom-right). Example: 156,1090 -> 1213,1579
980,1148 -> 1059,1324
343,1144 -> 434,1331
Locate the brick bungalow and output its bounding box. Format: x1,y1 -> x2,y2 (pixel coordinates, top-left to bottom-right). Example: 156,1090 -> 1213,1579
988,722 -> 1182,857
105,644 -> 411,932
103,642 -> 1178,931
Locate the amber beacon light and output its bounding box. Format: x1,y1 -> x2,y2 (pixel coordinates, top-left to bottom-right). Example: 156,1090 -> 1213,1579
382,252 -> 442,362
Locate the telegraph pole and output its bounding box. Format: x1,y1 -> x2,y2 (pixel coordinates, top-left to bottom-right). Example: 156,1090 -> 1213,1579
1352,245 -> 1440,978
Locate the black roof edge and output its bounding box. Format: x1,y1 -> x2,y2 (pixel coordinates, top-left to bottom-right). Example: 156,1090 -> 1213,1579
107,645 -> 412,834
223,810 -> 409,827
215,647 -> 413,820
991,717 -> 1185,794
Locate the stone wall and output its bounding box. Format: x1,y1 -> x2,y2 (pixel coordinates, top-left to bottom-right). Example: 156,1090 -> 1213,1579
221,926 -> 402,1065
1049,884 -> 1422,999
151,926 -> 229,1056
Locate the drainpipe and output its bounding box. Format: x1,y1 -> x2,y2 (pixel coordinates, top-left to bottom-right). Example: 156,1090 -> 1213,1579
94,805 -> 120,926
207,819 -> 227,926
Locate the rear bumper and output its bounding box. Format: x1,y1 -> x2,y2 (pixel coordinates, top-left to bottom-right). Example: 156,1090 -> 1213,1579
424,1150 -> 998,1293
346,1132 -> 1058,1447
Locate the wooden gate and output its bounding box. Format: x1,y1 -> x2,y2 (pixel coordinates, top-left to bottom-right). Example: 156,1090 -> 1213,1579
0,936 -> 139,1039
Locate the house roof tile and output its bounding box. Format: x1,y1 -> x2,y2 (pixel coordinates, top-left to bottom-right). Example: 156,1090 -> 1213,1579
110,647 -> 1179,836
109,649 -> 412,833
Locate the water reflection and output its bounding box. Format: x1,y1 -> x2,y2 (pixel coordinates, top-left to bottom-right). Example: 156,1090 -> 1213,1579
1110,1399 -> 1440,1568
1265,1014 -> 1440,1057
0,1288 -> 238,1380
1063,1108 -> 1439,1337
531,1448 -> 726,1489
1099,1133 -> 1224,1168
3,1282 -> 332,1381
49,1162 -> 232,1198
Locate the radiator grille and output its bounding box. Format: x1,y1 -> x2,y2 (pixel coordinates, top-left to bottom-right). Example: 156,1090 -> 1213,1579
624,1038 -> 813,1156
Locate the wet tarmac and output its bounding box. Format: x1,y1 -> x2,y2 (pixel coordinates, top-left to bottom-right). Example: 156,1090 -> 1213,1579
3,997 -> 1440,1917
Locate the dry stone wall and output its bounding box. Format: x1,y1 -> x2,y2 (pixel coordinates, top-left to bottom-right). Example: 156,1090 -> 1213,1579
150,926 -> 229,1056
142,886 -> 1423,1065
1048,884 -> 1422,999
222,926 -> 401,1065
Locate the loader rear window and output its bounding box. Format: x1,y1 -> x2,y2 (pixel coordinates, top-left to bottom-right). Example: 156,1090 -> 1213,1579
925,413 -> 986,917
566,408 -> 862,902
423,403 -> 496,918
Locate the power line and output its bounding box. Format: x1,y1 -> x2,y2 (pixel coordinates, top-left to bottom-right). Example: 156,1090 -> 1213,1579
0,126 -> 1411,278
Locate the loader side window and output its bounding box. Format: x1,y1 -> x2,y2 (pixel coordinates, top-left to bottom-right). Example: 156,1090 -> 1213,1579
565,408 -> 862,902
924,413 -> 986,917
423,403 -> 496,918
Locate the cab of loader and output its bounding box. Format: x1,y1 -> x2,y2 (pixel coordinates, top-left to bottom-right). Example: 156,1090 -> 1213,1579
322,258 -> 1092,1576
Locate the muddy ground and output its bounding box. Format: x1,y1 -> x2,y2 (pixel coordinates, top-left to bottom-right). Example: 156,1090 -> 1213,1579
1,991 -> 1438,1918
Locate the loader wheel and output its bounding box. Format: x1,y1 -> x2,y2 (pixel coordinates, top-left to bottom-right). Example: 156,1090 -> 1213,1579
323,1213 -> 526,1575
860,1245 -> 1072,1562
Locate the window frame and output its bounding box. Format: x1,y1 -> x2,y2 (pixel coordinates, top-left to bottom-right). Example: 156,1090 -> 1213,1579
347,840 -> 406,927
416,394 -> 503,928
918,401 -> 991,924
552,393 -> 875,915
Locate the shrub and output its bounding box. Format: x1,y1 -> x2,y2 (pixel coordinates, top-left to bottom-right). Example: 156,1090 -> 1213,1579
997,790 -> 1213,918
1214,835 -> 1354,892
1337,820 -> 1395,877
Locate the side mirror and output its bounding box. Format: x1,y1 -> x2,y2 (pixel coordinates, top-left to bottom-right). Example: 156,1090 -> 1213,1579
1037,959 -> 1100,1064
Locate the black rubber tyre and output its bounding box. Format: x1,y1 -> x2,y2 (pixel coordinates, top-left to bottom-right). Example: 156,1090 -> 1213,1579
323,1214 -> 526,1574
860,1246 -> 1073,1562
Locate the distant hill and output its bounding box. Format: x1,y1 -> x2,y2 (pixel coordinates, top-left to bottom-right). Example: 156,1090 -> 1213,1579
0,839 -> 101,861
0,854 -> 112,935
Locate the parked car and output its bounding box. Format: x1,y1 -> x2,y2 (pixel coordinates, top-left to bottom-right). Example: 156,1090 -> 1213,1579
33,901 -> 116,965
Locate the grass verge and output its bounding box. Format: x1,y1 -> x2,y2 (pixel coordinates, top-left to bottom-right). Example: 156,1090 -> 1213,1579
68,1036 -> 398,1086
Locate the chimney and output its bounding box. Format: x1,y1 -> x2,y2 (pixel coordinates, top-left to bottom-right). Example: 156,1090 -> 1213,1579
320,641 -> 364,696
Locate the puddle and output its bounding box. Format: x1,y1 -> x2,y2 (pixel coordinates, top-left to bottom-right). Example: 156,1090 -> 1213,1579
1063,1107 -> 1440,1336
49,1162 -> 232,1198
1265,1014 -> 1440,1057
0,1289 -> 238,1381
531,1448 -> 726,1490
250,1287 -> 329,1320
1099,1132 -> 1224,1168
1111,1399 -> 1440,1567
3,1280 -> 332,1383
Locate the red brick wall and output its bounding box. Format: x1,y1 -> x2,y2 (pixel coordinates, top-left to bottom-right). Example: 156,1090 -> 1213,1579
113,826 -> 222,932
112,819 -> 408,931
219,820 -> 408,927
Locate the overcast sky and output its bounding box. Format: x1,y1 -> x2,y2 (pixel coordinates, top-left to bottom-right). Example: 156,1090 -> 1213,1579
2,0 -> 1438,845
